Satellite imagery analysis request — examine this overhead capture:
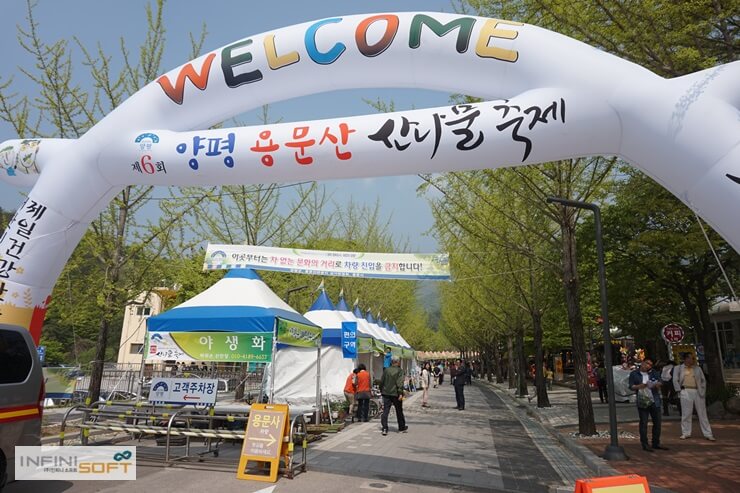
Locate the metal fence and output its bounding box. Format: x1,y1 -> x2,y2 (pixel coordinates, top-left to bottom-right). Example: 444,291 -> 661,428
69,362 -> 266,402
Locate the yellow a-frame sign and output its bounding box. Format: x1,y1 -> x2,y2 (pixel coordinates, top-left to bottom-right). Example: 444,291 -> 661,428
236,403 -> 290,482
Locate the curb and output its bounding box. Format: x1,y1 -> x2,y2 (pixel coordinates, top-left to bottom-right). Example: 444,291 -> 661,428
486,382 -> 621,477
486,381 -> 678,493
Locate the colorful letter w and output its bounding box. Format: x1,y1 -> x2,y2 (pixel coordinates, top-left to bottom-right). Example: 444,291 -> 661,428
156,53 -> 217,105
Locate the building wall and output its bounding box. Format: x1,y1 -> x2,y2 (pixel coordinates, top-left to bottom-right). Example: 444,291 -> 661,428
116,291 -> 165,365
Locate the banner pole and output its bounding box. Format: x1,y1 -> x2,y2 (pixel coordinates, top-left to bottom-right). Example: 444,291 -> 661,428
315,342 -> 321,425
269,318 -> 278,403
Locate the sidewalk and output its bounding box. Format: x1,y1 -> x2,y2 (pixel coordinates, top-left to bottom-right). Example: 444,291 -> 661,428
10,380 -> 714,493
9,381 -> 592,493
492,380 -> 740,493
307,381 -> 597,492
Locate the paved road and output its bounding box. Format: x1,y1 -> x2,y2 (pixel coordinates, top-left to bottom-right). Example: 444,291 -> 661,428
7,381 -> 594,493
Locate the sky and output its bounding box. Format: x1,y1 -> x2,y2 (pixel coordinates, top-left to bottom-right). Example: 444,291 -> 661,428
0,0 -> 463,251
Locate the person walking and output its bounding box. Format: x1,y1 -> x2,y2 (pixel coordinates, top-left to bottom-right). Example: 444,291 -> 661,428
343,368 -> 358,423
545,366 -> 554,391
629,358 -> 668,452
432,363 -> 440,388
659,360 -> 678,417
673,352 -> 715,441
597,361 -> 608,403
452,359 -> 468,410
437,362 -> 445,385
420,362 -> 432,407
380,356 -> 407,435
355,363 -> 372,422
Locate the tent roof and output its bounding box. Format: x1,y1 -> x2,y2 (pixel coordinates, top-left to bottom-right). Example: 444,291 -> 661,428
336,305 -> 374,339
336,295 -> 350,312
308,290 -> 335,312
147,268 -> 317,332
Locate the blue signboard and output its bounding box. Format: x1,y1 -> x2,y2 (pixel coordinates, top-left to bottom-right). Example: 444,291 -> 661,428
341,321 -> 357,359
37,345 -> 46,364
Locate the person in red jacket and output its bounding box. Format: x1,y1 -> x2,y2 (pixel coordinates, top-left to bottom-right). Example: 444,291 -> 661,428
355,364 -> 372,422
344,368 -> 358,422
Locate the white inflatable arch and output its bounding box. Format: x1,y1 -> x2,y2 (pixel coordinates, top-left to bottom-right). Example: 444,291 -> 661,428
0,12 -> 738,342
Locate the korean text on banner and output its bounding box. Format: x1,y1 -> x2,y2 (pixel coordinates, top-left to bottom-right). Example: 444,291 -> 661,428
148,377 -> 218,405
145,331 -> 272,362
341,321 -> 357,359
204,244 -> 450,280
276,318 -> 321,347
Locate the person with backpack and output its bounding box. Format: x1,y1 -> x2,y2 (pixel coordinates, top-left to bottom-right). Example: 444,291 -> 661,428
380,357 -> 407,435
432,364 -> 441,388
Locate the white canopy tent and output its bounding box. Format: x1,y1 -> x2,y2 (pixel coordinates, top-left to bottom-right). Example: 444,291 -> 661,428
270,290 -> 354,408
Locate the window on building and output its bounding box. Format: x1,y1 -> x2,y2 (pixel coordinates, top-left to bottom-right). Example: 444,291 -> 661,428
130,343 -> 144,355
136,306 -> 152,317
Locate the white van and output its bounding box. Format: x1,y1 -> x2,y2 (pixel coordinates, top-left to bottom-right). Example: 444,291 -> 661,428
0,324 -> 44,491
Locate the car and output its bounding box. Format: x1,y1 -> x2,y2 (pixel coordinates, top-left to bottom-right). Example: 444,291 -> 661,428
0,324 -> 44,492
99,390 -> 137,402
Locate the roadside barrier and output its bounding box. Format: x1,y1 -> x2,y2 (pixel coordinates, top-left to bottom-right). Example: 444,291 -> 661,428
58,400 -> 308,476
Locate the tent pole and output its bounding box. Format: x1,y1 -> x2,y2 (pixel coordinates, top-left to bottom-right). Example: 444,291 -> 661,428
315,343 -> 322,424
269,318 -> 278,403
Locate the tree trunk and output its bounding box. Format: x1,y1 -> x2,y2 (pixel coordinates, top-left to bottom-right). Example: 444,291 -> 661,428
695,281 -> 726,393
507,335 -> 516,389
87,316 -> 111,404
485,349 -> 493,382
494,341 -> 504,383
516,327 -> 528,397
532,309 -> 551,407
528,260 -> 550,408
678,285 -> 725,393
561,219 -> 596,435
234,363 -> 248,400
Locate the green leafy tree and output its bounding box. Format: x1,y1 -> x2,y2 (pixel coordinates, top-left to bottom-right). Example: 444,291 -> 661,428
0,0 -> 209,401
602,169 -> 738,392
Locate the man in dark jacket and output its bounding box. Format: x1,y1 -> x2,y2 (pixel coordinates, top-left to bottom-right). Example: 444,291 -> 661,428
629,358 -> 668,452
380,356 -> 407,435
452,359 -> 468,410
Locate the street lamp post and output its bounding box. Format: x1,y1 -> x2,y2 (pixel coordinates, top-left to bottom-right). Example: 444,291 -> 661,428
284,285 -> 309,304
547,197 -> 628,461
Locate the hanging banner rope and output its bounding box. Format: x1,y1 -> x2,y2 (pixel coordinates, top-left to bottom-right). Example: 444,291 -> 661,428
204,244 -> 451,280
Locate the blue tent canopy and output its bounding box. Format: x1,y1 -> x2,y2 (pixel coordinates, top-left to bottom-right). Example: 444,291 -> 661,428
147,268 -> 318,333
336,295 -> 350,312
308,289 -> 335,312
302,290 -> 342,347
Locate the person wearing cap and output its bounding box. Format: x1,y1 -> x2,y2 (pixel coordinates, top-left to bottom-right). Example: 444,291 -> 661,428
380,356 -> 407,435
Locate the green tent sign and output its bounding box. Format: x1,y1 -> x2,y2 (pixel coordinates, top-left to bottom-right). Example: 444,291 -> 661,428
146,331 -> 273,362
358,337 -> 374,353
372,338 -> 385,354
276,318 -> 321,347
